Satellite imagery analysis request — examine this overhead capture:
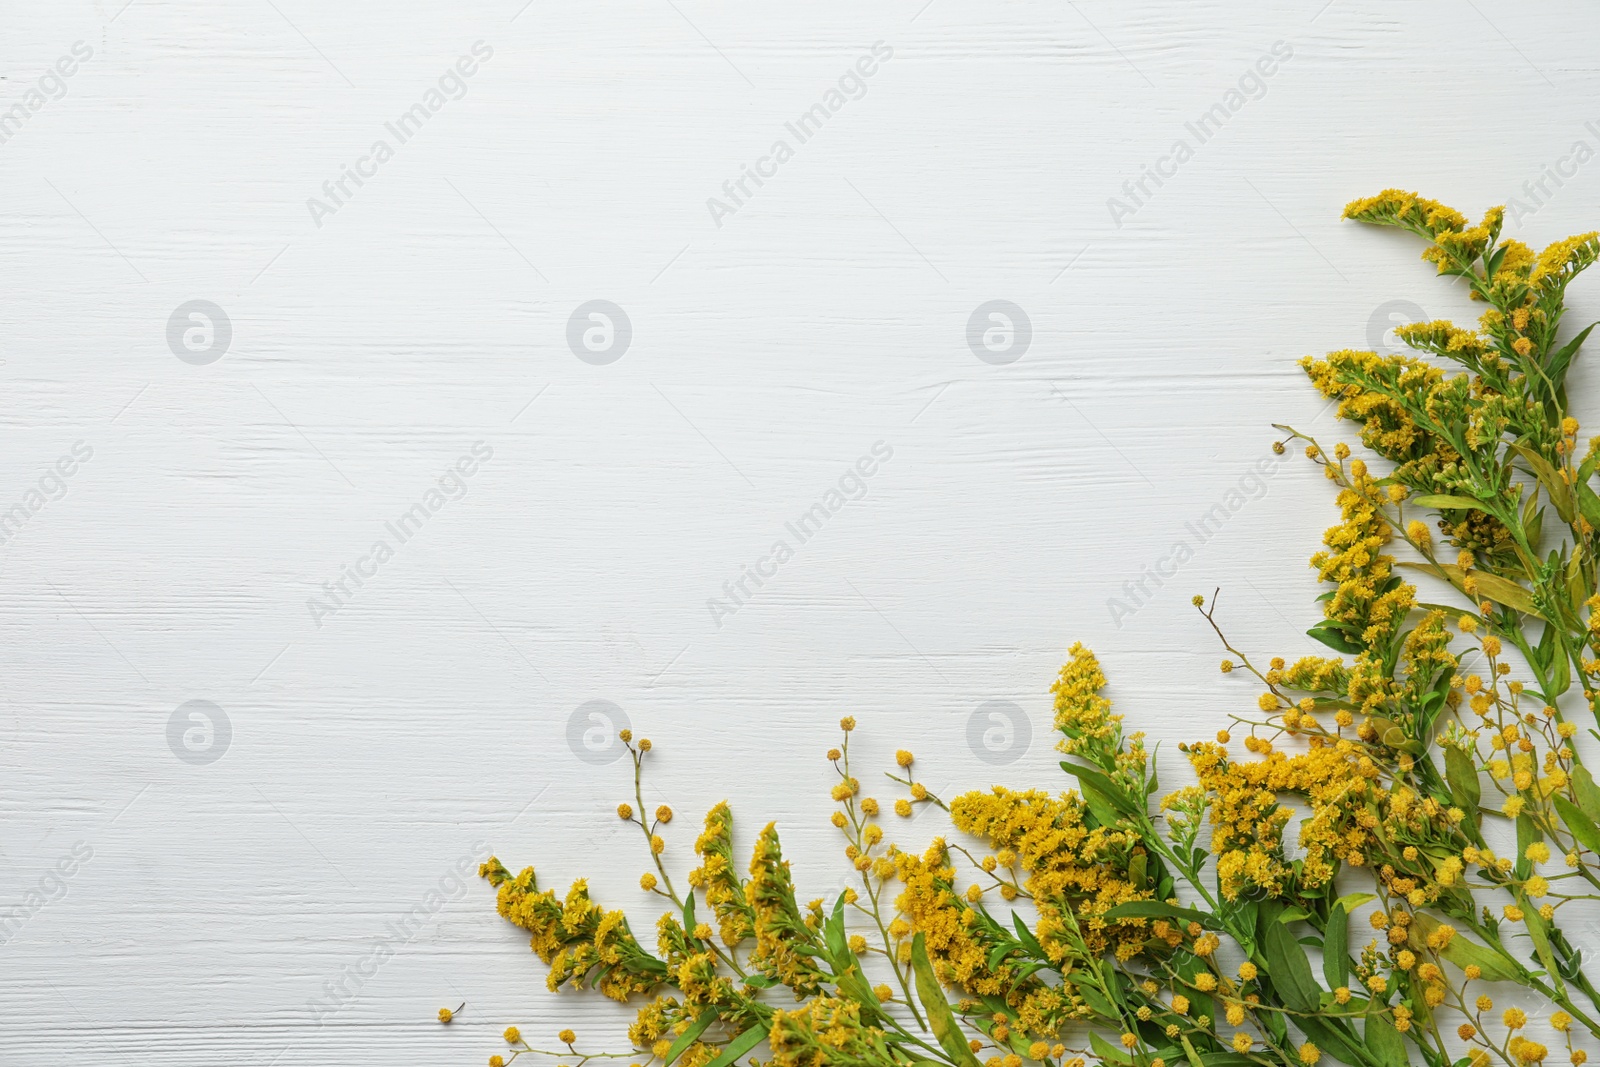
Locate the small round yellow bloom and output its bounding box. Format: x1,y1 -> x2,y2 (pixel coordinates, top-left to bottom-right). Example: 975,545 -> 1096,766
1334,987 -> 1351,1004
1504,1008 -> 1526,1030
1366,975 -> 1387,994
1407,519 -> 1431,547
1299,1043 -> 1322,1065
1238,961 -> 1257,981
894,799 -> 912,817
1171,994 -> 1189,1014
1552,1012 -> 1572,1032
640,872 -> 658,891
504,1028 -> 521,1044
1217,729 -> 1231,743
1029,1042 -> 1049,1060
1232,1033 -> 1253,1053
1465,965 -> 1482,980
1477,995 -> 1494,1012
840,717 -> 856,732
438,1008 -> 455,1024
896,749 -> 914,767
656,805 -> 673,824
1220,660 -> 1234,674
873,984 -> 893,1001
617,803 -> 633,820
490,1057 -> 505,1067
1120,1033 -> 1137,1049
559,1029 -> 577,1045
638,738 -> 652,751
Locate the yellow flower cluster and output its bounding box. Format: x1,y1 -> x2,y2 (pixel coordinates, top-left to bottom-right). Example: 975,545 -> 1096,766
947,786 -> 1151,959
478,858 -> 663,1001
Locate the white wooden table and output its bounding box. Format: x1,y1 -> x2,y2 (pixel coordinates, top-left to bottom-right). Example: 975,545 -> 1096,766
3,2 -> 1598,1064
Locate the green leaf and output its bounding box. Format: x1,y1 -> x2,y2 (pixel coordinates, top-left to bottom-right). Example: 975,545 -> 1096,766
823,893 -> 847,963
1364,1011 -> 1407,1067
1411,494 -> 1487,511
910,933 -> 983,1067
1555,796 -> 1600,857
1306,619 -> 1364,654
1546,321 -> 1596,382
1444,745 -> 1480,809
1323,896 -> 1349,989
702,1026 -> 768,1067
1060,762 -> 1138,818
1260,913 -> 1320,1013
1409,912 -> 1525,984
1396,561 -> 1542,618
1517,814 -> 1541,881
665,1012 -> 718,1066
1572,763 -> 1600,824
1089,1033 -> 1133,1066
1102,900 -> 1219,929
1333,891 -> 1376,914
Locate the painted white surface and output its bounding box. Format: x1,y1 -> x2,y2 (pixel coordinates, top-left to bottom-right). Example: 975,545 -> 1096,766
4,1 -> 1600,1063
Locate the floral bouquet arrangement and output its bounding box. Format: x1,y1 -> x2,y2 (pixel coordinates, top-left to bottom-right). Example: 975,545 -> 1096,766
461,191 -> 1600,1067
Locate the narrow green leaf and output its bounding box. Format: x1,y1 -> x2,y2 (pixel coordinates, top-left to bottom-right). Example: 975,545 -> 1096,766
1323,897 -> 1349,989
1556,796 -> 1600,854
1103,900 -> 1219,929
1573,764 -> 1600,824
702,1026 -> 768,1067
665,1012 -> 718,1066
1261,916 -> 1319,1013
910,933 -> 983,1067
1364,1011 -> 1407,1067
1444,745 -> 1480,809
1411,493 -> 1486,511
1306,619 -> 1364,655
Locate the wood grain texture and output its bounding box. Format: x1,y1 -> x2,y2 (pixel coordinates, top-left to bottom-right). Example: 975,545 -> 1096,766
4,1 -> 1600,1063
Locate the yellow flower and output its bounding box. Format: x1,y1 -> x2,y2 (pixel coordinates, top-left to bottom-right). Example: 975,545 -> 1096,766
1232,1033 -> 1253,1053
1120,1033 -> 1137,1049
840,717 -> 856,731
640,872 -> 657,891
656,805 -> 673,824
896,750 -> 914,767
504,1028 -> 521,1044
1334,987 -> 1351,1004
1552,1012 -> 1572,1032
560,1029 -> 577,1044
618,803 -> 633,820
1238,961 -> 1257,981
490,1057 -> 505,1067
1299,1043 -> 1322,1065
894,799 -> 912,817
1171,994 -> 1190,1014
438,1008 -> 455,1024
